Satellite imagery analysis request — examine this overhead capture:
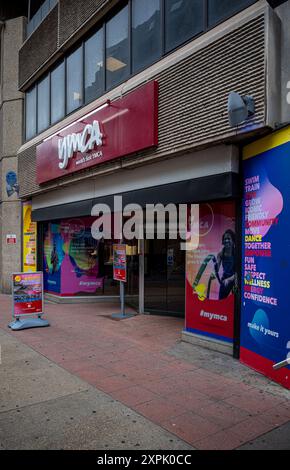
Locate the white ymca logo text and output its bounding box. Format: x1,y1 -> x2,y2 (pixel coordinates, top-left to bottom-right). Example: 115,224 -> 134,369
58,120 -> 103,169
200,310 -> 228,322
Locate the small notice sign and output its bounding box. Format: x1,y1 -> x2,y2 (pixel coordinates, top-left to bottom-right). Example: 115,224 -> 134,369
6,234 -> 17,244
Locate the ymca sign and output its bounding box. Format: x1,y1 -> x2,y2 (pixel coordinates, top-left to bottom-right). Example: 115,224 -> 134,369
36,81 -> 158,184
58,120 -> 103,169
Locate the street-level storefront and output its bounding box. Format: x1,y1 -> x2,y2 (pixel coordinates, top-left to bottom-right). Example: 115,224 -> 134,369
26,79 -> 241,356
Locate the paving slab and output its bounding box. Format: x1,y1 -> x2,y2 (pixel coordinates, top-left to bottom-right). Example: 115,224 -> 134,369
238,421 -> 290,450
0,328 -> 193,450
0,294 -> 290,450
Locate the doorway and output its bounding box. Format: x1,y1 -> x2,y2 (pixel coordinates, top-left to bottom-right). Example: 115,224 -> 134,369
144,238 -> 185,317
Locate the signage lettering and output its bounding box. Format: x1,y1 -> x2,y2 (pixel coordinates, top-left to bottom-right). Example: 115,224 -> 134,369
58,120 -> 103,169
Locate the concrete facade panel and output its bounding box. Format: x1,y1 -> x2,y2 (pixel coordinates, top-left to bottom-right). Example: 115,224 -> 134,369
2,17 -> 25,102
1,100 -> 23,156
0,156 -> 19,203
0,200 -> 21,293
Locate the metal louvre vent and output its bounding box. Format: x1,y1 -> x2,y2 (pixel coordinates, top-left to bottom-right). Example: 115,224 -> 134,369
155,15 -> 265,155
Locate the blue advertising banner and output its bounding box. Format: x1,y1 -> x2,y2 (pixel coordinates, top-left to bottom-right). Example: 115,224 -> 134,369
241,127 -> 290,389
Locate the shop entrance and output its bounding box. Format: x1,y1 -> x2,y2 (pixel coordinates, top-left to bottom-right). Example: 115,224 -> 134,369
144,238 -> 185,317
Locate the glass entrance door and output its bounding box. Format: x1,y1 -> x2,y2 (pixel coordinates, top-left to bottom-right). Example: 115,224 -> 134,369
144,238 -> 185,317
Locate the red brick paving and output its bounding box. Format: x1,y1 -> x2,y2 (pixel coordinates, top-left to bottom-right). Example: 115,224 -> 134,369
163,412 -> 222,445
1,294 -> 289,449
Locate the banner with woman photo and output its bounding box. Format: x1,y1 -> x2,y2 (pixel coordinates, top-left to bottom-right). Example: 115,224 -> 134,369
185,201 -> 236,343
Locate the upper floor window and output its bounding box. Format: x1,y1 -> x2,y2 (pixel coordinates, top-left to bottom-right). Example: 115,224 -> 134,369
165,0 -> 204,53
37,74 -> 50,133
51,61 -> 65,124
132,0 -> 161,74
66,46 -> 83,114
106,5 -> 130,90
208,0 -> 256,27
85,27 -> 104,104
25,0 -> 257,141
25,86 -> 37,140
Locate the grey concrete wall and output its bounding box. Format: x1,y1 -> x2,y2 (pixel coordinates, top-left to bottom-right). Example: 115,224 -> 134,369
276,1 -> 290,124
0,17 -> 25,293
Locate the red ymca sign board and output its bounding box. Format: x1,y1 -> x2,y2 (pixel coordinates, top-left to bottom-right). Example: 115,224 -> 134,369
36,81 -> 159,184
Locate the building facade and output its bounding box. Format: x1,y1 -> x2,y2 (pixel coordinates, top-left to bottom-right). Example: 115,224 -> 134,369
0,12 -> 26,292
9,0 -> 290,386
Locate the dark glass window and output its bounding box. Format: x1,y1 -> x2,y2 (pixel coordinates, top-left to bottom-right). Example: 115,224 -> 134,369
208,0 -> 256,27
66,46 -> 83,114
84,27 -> 104,103
51,61 -> 65,124
25,0 -> 259,140
165,0 -> 204,52
132,0 -> 161,73
37,74 -> 50,133
26,86 -> 37,140
106,5 -> 129,90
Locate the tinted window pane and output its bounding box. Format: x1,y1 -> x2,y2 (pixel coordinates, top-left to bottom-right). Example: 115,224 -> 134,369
208,0 -> 255,26
132,0 -> 161,73
85,28 -> 104,103
51,61 -> 65,124
165,0 -> 204,52
33,9 -> 42,30
41,0 -> 50,19
66,46 -> 83,114
106,5 -> 129,90
26,86 -> 37,140
50,0 -> 58,9
37,74 -> 50,133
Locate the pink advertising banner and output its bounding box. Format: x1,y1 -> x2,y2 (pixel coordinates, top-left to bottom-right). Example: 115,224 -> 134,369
186,201 -> 236,343
36,81 -> 158,184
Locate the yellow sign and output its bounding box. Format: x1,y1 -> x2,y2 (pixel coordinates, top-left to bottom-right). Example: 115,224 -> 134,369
243,126 -> 290,160
22,201 -> 37,272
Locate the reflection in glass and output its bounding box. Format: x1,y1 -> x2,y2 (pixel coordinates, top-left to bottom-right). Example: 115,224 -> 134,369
26,86 -> 37,140
165,0 -> 204,52
66,46 -> 83,114
85,27 -> 104,103
208,0 -> 255,26
106,5 -> 129,89
37,74 -> 50,133
132,0 -> 161,73
51,61 -> 65,124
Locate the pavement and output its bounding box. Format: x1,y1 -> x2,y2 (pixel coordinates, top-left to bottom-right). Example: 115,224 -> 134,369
0,293 -> 289,450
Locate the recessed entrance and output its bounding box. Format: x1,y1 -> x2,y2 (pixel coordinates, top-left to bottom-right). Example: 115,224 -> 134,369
144,238 -> 185,317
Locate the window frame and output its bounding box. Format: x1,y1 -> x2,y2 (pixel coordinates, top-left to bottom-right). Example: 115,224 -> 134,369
131,0 -> 162,75
37,73 -> 50,134
50,59 -> 65,125
105,2 -> 131,92
65,44 -> 84,115
84,24 -> 105,105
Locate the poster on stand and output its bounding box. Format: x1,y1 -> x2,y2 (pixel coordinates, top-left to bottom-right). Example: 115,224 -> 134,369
241,127 -> 290,389
12,272 -> 43,317
185,201 -> 236,344
113,244 -> 127,282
